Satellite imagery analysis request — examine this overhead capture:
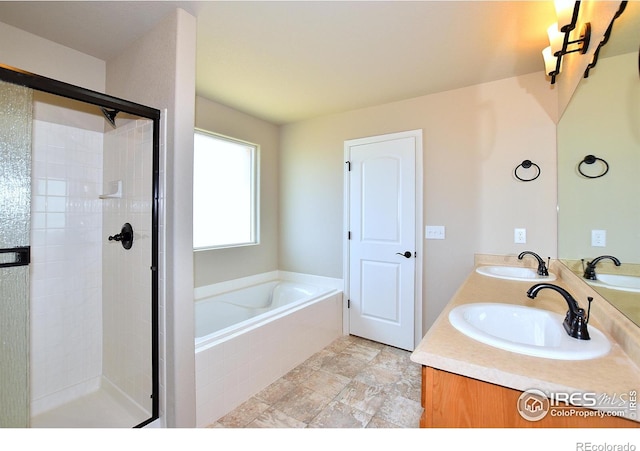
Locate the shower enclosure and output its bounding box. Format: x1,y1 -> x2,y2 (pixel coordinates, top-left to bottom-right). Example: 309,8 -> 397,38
0,65 -> 159,428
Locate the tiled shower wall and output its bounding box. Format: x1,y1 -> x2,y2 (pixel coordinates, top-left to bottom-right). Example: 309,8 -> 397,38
30,114 -> 104,415
30,98 -> 153,418
102,118 -> 153,415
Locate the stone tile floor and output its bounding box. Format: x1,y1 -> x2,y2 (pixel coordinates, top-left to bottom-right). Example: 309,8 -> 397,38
208,335 -> 423,428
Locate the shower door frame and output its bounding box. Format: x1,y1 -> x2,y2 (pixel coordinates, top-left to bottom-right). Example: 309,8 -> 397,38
0,63 -> 160,428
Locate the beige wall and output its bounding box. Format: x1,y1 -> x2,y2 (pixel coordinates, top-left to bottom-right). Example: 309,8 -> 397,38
558,51 -> 640,263
194,96 -> 280,286
280,71 -> 558,330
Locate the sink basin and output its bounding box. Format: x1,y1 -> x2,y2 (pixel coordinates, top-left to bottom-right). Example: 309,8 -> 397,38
587,274 -> 640,293
448,303 -> 610,360
476,266 -> 557,282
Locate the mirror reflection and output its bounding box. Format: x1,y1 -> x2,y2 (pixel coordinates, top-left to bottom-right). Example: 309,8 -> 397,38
557,2 -> 640,326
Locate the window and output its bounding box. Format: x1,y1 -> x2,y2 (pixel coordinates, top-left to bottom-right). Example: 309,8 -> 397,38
193,129 -> 259,249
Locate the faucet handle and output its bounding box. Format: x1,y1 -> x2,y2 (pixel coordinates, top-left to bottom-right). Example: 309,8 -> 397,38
585,296 -> 593,324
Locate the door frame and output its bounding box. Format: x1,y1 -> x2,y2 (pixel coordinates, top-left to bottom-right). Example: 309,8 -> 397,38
343,129 -> 423,349
0,63 -> 160,427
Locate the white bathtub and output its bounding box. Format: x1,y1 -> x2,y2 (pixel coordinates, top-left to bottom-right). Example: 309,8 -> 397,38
194,271 -> 343,427
195,279 -> 335,349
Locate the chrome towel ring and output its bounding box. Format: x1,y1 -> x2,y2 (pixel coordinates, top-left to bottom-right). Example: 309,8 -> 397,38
578,155 -> 609,179
514,160 -> 541,182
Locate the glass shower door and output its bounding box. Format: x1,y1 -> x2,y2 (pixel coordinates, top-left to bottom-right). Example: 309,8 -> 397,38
0,80 -> 32,428
1,65 -> 160,427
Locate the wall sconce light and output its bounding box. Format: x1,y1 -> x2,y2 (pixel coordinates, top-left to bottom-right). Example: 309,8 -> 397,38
542,0 -> 592,84
584,1 -> 628,79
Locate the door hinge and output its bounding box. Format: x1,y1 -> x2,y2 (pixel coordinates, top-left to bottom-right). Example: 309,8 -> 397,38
347,299 -> 350,308
348,231 -> 351,240
345,161 -> 351,171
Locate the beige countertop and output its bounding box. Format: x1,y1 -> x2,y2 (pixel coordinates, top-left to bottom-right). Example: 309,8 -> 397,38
410,254 -> 640,422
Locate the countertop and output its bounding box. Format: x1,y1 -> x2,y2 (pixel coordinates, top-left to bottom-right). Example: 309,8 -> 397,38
410,254 -> 640,422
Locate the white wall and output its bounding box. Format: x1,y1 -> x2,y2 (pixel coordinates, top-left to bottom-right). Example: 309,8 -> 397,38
280,72 -> 558,331
105,8 -> 197,427
194,96 -> 280,287
0,21 -> 105,92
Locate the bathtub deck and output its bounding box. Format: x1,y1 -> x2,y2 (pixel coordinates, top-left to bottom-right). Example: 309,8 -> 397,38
208,335 -> 422,428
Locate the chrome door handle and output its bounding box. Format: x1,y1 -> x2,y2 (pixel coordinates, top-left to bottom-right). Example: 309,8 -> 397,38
396,251 -> 412,258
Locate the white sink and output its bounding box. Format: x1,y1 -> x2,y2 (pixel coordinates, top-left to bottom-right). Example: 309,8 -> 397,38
476,266 -> 557,282
448,303 -> 610,360
587,274 -> 640,293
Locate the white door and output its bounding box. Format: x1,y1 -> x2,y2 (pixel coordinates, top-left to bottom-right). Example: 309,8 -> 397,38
346,130 -> 420,351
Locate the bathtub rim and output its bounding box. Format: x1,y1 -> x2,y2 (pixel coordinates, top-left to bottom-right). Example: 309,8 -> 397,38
194,270 -> 343,301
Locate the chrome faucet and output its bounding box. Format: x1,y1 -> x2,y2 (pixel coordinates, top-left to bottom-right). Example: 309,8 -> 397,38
582,255 -> 621,280
518,251 -> 550,276
526,283 -> 593,341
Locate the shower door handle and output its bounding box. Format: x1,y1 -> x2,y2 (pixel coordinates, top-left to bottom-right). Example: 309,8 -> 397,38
0,246 -> 31,268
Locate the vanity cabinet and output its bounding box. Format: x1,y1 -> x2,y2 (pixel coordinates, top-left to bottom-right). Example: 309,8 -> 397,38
420,366 -> 638,428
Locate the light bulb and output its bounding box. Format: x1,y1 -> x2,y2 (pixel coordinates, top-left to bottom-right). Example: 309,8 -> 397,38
542,46 -> 559,76
555,0 -> 576,30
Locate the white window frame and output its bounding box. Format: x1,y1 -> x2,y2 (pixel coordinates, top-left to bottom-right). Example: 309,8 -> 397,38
193,129 -> 260,250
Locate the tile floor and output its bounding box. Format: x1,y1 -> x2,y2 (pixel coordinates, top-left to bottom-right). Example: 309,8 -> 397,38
208,334 -> 423,428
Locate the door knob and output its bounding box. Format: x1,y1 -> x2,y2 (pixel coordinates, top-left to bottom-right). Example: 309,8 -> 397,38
396,251 -> 413,258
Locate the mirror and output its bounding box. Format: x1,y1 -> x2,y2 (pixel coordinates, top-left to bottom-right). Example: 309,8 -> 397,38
557,2 -> 640,326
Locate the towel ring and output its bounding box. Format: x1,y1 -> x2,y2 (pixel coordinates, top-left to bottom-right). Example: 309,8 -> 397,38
514,160 -> 540,182
578,155 -> 609,179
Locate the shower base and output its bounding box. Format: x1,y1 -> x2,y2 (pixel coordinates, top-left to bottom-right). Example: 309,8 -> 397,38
31,381 -> 150,428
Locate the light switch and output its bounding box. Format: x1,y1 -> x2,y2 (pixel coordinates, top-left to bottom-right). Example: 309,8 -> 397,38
426,225 -> 445,240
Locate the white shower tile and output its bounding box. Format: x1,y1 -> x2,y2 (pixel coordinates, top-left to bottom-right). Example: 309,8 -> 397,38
46,196 -> 66,212
46,179 -> 67,196
31,212 -> 46,230
32,195 -> 47,212
34,178 -> 47,196
30,119 -> 105,415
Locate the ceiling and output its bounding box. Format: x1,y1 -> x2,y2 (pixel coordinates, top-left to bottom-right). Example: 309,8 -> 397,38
0,1 -> 638,124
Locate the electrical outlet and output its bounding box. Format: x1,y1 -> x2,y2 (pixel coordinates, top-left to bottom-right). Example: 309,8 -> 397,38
425,225 -> 445,240
514,228 -> 526,244
592,229 -> 606,247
